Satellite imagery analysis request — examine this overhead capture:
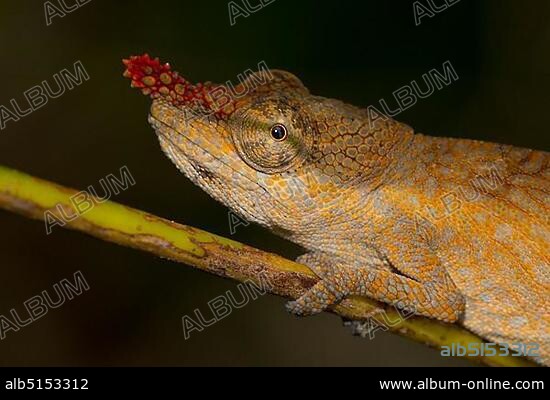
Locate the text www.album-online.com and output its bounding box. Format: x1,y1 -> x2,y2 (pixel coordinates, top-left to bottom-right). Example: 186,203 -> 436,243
379,378 -> 544,390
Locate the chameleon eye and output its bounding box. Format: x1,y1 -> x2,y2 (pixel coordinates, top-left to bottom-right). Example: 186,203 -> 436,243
270,124 -> 288,141
231,100 -> 314,174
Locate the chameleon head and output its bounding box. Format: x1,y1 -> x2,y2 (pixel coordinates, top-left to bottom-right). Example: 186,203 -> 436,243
125,55 -> 413,235
146,70 -> 319,228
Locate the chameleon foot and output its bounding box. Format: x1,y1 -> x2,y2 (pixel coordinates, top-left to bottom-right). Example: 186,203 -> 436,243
286,271 -> 351,316
286,265 -> 464,322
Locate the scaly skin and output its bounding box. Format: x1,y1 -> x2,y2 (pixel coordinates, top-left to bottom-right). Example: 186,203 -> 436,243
124,55 -> 549,365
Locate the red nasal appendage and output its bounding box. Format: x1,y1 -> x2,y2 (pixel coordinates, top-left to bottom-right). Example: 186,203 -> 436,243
122,54 -> 230,117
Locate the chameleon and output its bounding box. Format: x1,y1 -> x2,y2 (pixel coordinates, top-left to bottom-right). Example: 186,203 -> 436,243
123,54 -> 549,365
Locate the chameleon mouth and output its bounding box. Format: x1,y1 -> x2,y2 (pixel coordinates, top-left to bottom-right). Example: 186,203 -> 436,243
153,130 -> 273,226
148,107 -> 264,193
149,105 -> 290,226
190,163 -> 215,180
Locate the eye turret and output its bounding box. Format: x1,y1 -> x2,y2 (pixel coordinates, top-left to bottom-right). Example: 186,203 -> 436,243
231,98 -> 315,174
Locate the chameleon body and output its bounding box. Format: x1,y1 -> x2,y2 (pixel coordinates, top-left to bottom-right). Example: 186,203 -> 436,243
124,55 -> 549,365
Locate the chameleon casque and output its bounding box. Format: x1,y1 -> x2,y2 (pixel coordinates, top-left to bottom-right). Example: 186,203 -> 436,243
123,54 -> 549,365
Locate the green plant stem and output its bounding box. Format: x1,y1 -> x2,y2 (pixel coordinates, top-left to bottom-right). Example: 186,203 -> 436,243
0,165 -> 535,367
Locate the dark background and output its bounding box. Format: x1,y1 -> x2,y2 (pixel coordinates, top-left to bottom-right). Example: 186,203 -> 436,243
0,0 -> 548,366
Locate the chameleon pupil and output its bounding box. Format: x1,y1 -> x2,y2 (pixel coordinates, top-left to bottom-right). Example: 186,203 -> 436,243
271,124 -> 287,141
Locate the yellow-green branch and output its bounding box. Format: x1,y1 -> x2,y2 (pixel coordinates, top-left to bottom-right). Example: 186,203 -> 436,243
0,165 -> 535,367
